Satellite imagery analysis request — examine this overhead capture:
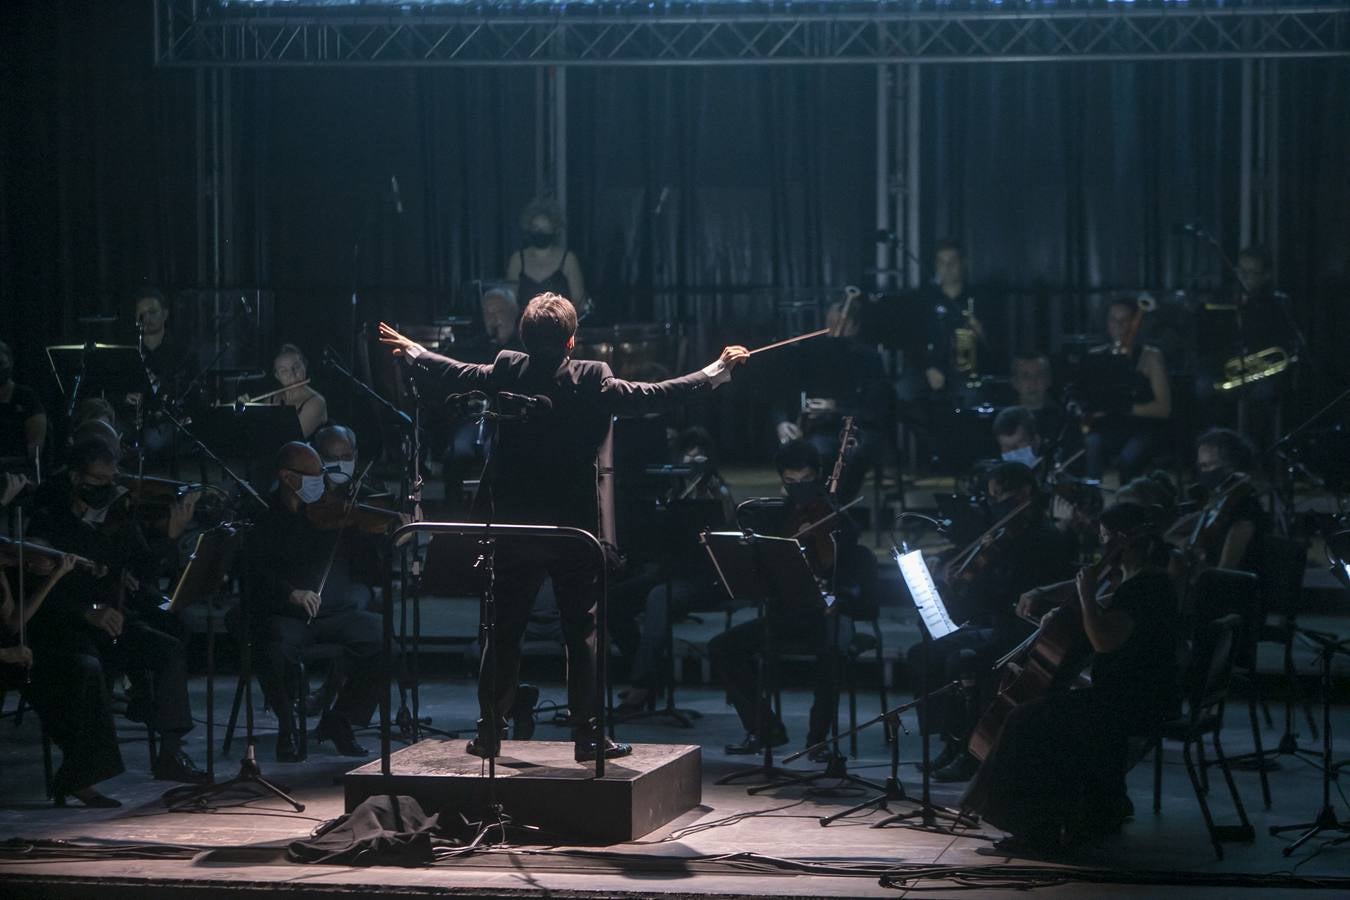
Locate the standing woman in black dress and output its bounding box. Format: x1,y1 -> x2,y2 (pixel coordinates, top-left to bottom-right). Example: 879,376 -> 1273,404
506,198 -> 587,313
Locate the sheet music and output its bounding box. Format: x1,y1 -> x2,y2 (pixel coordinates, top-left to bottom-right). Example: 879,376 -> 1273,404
894,548 -> 959,639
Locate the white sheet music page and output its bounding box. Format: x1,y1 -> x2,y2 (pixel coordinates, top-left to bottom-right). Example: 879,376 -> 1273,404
895,548 -> 959,639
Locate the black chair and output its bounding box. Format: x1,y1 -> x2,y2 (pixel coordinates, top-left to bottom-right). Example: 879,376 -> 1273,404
1189,567 -> 1269,806
0,684 -> 54,799
1151,613 -> 1254,860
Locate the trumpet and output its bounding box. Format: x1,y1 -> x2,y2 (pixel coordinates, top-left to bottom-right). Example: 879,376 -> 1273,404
1217,346 -> 1295,392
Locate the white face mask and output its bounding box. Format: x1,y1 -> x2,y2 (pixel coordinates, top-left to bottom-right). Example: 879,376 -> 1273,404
295,473 -> 327,504
1001,445 -> 1041,470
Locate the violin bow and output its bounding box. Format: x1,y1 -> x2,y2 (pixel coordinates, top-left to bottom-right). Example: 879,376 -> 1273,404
309,460 -> 375,622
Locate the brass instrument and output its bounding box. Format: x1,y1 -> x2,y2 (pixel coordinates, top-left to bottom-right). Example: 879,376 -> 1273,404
1217,346 -> 1295,392
953,298 -> 979,378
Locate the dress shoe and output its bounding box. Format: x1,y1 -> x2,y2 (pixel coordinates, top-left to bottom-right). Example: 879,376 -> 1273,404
511,684 -> 540,741
932,750 -> 979,783
276,732 -> 304,763
152,748 -> 211,785
922,740 -> 963,774
466,718 -> 507,759
313,711 -> 368,757
54,786 -> 122,809
574,735 -> 633,763
724,722 -> 789,755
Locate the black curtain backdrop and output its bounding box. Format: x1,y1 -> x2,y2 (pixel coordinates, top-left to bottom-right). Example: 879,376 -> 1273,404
3,3 -> 1347,457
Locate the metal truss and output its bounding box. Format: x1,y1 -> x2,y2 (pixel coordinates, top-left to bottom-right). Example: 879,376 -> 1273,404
155,2 -> 1350,66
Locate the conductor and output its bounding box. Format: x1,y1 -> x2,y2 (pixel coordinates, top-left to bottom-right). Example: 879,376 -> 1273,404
379,294 -> 749,762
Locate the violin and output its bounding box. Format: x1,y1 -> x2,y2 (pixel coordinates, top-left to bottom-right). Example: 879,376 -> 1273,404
942,496 -> 1038,612
786,416 -> 859,577
0,536 -> 107,578
305,493 -> 406,535
1185,471 -> 1255,559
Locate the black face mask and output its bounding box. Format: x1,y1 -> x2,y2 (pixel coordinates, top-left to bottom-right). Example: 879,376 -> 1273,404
785,481 -> 822,508
526,229 -> 556,249
1195,468 -> 1230,493
77,482 -> 117,511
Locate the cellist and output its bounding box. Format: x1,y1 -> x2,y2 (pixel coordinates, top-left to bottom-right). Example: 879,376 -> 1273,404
904,461 -> 1075,783
962,502 -> 1180,856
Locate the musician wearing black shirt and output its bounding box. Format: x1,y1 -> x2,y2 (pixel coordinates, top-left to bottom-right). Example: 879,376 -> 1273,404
245,441 -> 386,763
771,299 -> 890,502
1082,298 -> 1173,482
962,503 -> 1180,855
379,294 -> 748,762
707,440 -> 879,757
905,462 -> 1075,783
25,440 -> 207,807
1165,428 -> 1264,574
0,339 -> 47,465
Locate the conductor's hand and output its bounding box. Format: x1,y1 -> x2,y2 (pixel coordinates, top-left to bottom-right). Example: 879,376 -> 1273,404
377,322 -> 427,360
719,345 -> 750,369
289,589 -> 321,619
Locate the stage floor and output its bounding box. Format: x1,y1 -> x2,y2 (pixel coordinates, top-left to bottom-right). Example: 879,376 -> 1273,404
2,679 -> 1349,898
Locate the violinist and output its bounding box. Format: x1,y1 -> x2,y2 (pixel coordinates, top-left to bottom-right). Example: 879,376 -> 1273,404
311,423 -> 409,589
963,503 -> 1180,856
0,549 -> 79,669
270,344 -> 328,439
904,462 -> 1075,783
245,441 -> 386,763
992,406 -> 1044,472
707,439 -> 878,757
1082,298 -> 1172,482
25,439 -> 207,807
1165,428 -> 1264,573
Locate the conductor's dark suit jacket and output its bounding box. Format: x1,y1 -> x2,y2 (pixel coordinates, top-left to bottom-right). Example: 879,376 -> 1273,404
411,349 -> 720,534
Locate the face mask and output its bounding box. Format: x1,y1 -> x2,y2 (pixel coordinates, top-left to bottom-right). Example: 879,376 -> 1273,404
785,481 -> 821,507
526,229 -> 556,249
77,482 -> 117,511
295,473 -> 327,504
1195,468 -> 1229,493
1001,446 -> 1041,470
326,459 -> 355,485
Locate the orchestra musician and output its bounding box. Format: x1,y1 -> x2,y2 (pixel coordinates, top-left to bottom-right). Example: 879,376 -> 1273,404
1165,428 -> 1265,574
707,439 -> 879,757
1009,351 -> 1065,448
506,199 -> 587,317
1082,298 -> 1173,483
0,549 -> 78,669
0,339 -> 47,466
24,439 -> 208,806
270,344 -> 328,440
963,502 -> 1180,855
244,440 -> 391,763
128,287 -> 199,459
378,293 -> 749,762
916,240 -> 1001,400
771,299 -> 890,501
905,462 -> 1075,783
992,406 -> 1045,472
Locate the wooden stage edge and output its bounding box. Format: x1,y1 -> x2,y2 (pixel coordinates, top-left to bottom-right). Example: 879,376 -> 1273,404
345,739 -> 703,845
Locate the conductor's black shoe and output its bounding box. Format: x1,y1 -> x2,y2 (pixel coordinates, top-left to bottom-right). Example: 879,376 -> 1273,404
313,712 -> 368,757
153,748 -> 211,785
575,736 -> 633,763
932,751 -> 979,783
512,684 -> 540,741
276,733 -> 304,763
466,718 -> 507,759
922,740 -> 963,774
724,723 -> 789,755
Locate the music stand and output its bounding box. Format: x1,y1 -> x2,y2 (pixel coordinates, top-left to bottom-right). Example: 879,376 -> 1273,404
160,524 -> 240,795
702,530 -> 882,796
46,343 -> 152,417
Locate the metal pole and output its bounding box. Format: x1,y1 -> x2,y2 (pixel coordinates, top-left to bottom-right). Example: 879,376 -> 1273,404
905,63 -> 921,289
875,64 -> 891,291
1239,59 -> 1254,250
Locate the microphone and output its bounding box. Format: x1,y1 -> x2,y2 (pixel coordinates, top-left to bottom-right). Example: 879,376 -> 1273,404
238,294 -> 255,316
896,512 -> 953,534
390,176 -> 403,215
498,391 -> 553,411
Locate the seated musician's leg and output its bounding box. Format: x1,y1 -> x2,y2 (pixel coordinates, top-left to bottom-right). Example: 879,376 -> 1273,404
28,646 -> 125,802
307,609 -> 385,757
119,618 -> 206,782
709,618 -> 784,747
261,614 -> 313,757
